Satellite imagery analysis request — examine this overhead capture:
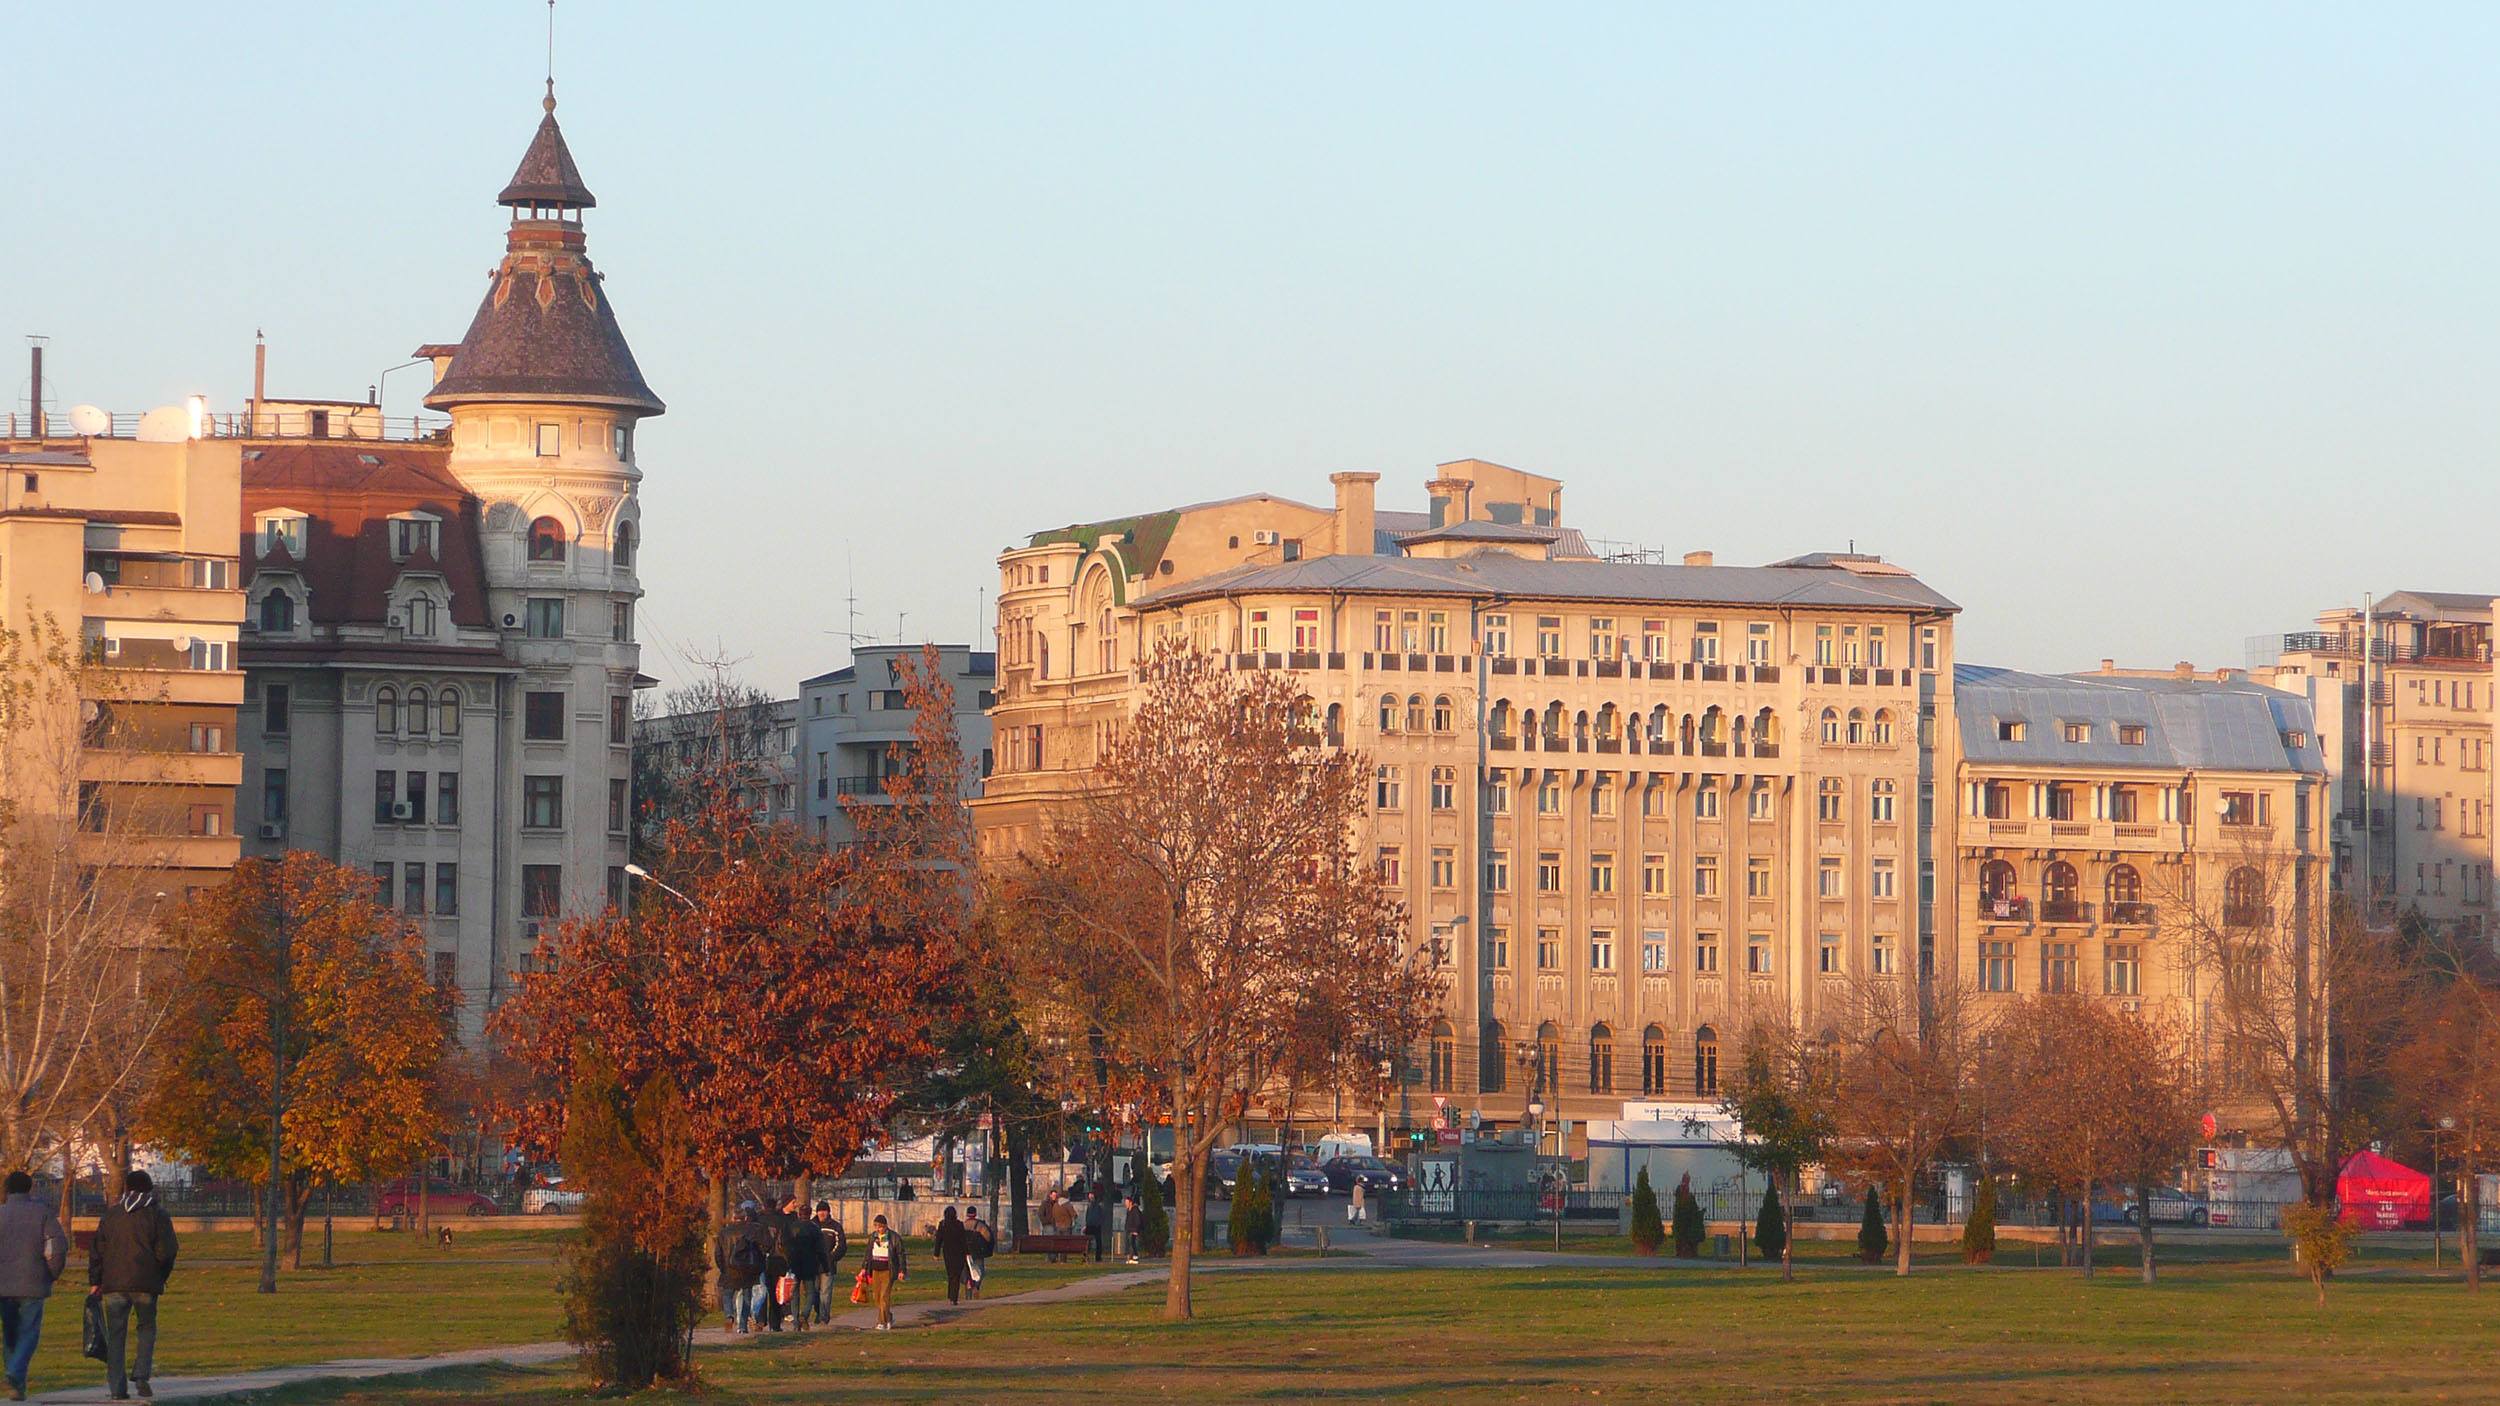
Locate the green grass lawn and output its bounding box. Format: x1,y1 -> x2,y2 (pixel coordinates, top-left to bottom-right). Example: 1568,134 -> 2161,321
12,1225 -> 1123,1397
235,1250 -> 2500,1405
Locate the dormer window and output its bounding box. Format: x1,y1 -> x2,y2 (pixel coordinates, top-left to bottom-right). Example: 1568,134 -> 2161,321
257,512 -> 307,558
1996,719 -> 2026,742
390,516 -> 439,561
405,596 -> 438,638
258,590 -> 295,634
529,517 -> 568,562
611,424 -> 632,460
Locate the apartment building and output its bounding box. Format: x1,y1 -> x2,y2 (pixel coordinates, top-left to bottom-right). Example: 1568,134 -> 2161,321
974,461 -> 1961,1137
799,643 -> 995,847
2269,593 -> 2495,936
238,86 -> 657,1031
634,697 -> 802,830
0,425 -> 245,893
1955,664 -> 2329,1125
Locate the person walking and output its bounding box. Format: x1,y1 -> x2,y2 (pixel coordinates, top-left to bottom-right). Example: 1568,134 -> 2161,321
934,1206 -> 970,1306
812,1203 -> 847,1326
0,1171 -> 68,1401
758,1201 -> 795,1332
862,1215 -> 907,1330
963,1211 -> 992,1299
1120,1191 -> 1142,1264
87,1170 -> 178,1402
782,1198 -> 824,1332
712,1202 -> 768,1334
1348,1176 -> 1367,1225
1083,1191 -> 1109,1264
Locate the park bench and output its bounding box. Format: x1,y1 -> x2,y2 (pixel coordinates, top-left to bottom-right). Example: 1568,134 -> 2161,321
1016,1231 -> 1091,1257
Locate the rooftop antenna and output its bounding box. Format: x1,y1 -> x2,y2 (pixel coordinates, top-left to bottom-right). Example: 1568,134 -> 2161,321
545,0 -> 557,105
825,550 -> 880,659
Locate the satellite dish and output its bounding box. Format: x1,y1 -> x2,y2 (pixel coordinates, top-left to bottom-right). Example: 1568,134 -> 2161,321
171,634 -> 194,653
68,405 -> 109,436
83,572 -> 107,595
502,612 -> 519,628
135,407 -> 189,444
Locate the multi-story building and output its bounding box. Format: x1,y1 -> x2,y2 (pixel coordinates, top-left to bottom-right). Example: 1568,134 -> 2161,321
1954,663 -> 2329,1118
800,643 -> 995,847
2269,593 -> 2495,936
0,423 -> 245,893
974,460 -> 1961,1137
634,696 -> 803,832
238,85 -> 657,1031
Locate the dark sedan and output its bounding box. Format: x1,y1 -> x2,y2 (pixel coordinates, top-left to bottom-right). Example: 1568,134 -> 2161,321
1322,1155 -> 1408,1194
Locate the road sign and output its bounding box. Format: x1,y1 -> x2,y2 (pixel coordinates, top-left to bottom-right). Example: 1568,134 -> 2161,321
1432,1095 -> 1448,1112
1437,1128 -> 1461,1147
2201,1112 -> 2218,1140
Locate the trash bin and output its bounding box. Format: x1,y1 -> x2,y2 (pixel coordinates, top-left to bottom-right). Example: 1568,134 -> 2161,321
1713,1233 -> 1731,1258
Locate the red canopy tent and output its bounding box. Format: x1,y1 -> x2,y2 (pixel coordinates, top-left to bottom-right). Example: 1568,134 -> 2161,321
2337,1150 -> 2431,1230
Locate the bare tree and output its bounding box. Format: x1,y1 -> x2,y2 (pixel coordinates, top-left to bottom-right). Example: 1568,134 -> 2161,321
0,614 -> 188,1181
630,653 -> 791,864
1815,977 -> 1985,1276
992,645 -> 1436,1320
2395,964 -> 2500,1291
2160,841 -> 2419,1205
1716,1012 -> 1833,1282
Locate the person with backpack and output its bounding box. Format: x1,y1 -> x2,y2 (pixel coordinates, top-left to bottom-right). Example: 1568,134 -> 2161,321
0,1170 -> 68,1402
862,1214 -> 907,1330
712,1202 -> 769,1334
782,1198 -> 825,1332
963,1210 -> 992,1299
810,1202 -> 847,1325
87,1170 -> 177,1402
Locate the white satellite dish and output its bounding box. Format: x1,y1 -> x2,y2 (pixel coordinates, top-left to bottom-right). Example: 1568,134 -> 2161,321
135,407 -> 190,444
83,572 -> 107,595
67,405 -> 110,437
171,634 -> 194,653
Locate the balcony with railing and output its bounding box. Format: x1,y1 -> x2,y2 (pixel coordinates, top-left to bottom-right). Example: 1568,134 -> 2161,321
1977,895 -> 2032,922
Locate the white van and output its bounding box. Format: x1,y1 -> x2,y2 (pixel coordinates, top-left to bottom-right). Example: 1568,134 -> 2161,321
1312,1134 -> 1375,1163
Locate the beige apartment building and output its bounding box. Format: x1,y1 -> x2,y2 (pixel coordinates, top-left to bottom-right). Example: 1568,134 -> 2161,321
2268,594 -> 2494,937
975,461 -> 1962,1137
1955,664 -> 2329,1128
0,427 -> 246,892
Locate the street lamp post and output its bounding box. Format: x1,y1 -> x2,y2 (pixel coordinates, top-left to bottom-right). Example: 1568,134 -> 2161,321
622,862 -> 694,910
2435,1115 -> 2456,1269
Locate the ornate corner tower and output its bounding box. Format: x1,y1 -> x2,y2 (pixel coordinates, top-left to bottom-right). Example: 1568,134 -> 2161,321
423,84 -> 659,952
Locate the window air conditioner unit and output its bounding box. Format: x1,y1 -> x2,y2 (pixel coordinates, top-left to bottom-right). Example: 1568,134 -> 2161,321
2120,998 -> 2141,1013
391,802 -> 415,821
1252,530 -> 1280,545
257,822 -> 284,841
523,921 -> 541,941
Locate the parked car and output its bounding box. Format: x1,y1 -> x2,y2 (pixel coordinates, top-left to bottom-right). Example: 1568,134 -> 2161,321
376,1178 -> 500,1218
1280,1155 -> 1330,1199
523,1185 -> 585,1214
2096,1187 -> 2210,1226
1321,1155 -> 1409,1194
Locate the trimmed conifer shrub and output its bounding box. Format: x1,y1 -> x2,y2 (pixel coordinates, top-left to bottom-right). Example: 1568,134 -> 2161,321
1628,1166 -> 1665,1255
1857,1188 -> 1888,1265
1754,1181 -> 1788,1260
1671,1171 -> 1706,1258
1961,1176 -> 1998,1265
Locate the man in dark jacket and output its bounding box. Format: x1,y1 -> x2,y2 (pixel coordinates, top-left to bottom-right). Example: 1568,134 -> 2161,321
711,1202 -> 769,1334
0,1170 -> 68,1401
88,1171 -> 177,1402
758,1203 -> 795,1331
811,1203 -> 847,1326
781,1198 -> 825,1331
1082,1193 -> 1109,1263
933,1206 -> 970,1305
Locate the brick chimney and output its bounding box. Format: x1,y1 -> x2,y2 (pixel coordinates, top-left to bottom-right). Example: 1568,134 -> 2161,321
1683,550 -> 1714,567
1331,471 -> 1379,557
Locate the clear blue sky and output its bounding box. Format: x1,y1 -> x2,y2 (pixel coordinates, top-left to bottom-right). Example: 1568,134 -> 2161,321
12,2 -> 2493,692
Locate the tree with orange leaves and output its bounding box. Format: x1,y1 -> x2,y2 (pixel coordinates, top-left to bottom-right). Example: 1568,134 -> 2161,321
495,648 -> 968,1216
144,852 -> 446,1293
991,644 -> 1436,1321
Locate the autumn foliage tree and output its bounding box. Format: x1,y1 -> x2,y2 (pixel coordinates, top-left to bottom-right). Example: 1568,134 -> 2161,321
558,1045 -> 709,1390
992,644 -> 1437,1320
145,853 -> 446,1292
2395,968 -> 2500,1291
1816,977 -> 1983,1277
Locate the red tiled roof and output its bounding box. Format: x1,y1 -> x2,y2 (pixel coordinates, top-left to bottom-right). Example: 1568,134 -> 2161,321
239,444 -> 495,630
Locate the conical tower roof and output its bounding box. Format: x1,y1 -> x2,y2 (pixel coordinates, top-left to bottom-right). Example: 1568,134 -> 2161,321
425,89 -> 662,416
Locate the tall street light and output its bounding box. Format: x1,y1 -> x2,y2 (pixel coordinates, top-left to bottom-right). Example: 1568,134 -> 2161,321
622,862 -> 694,909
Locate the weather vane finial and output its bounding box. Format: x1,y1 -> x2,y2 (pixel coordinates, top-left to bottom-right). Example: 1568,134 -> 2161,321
543,0 -> 558,112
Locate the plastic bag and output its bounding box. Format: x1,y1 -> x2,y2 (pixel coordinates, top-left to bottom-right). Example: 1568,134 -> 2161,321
774,1272 -> 797,1306
849,1269 -> 871,1305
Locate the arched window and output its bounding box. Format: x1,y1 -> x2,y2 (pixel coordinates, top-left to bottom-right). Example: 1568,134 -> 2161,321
1753,708 -> 1778,754
1488,700 -> 1514,741
1379,694 -> 1400,732
1323,702 -> 1343,745
1535,1021 -> 1561,1097
1821,707 -> 1841,743
528,516 -> 568,562
1433,695 -> 1454,733
2042,860 -> 2079,917
406,595 -> 437,638
1980,858 -> 2017,901
2224,867 -> 2265,927
1872,708 -> 1896,745
1846,707 -> 1866,745
1641,1025 -> 1668,1096
406,685 -> 431,737
437,686 -> 462,736
258,590 -> 294,634
1589,1024 -> 1615,1093
2106,863 -> 2142,912
1480,1021 -> 1507,1094
1406,695 -> 1426,733
374,685 -> 399,735
1595,703 -> 1619,743
1694,1025 -> 1720,1097
1429,1020 -> 1456,1094
1543,702 -> 1566,746
1649,705 -> 1670,749
613,520 -> 636,571
1574,710 -> 1591,750
1699,707 -> 1725,753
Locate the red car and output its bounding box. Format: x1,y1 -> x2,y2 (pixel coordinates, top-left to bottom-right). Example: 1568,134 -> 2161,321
375,1179 -> 500,1218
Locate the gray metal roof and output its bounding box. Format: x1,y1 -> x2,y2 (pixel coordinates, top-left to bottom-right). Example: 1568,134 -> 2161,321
1398,519 -> 1563,545
1136,550 -> 1959,613
1955,665 -> 2324,774
2374,590 -> 2494,621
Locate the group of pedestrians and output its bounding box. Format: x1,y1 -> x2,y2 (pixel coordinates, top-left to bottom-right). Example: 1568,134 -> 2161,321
711,1198 -> 853,1334
0,1169 -> 179,1402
